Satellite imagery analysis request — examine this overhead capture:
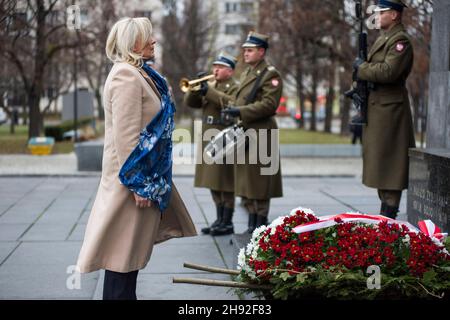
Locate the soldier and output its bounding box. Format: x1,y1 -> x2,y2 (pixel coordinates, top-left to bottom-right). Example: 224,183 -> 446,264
206,32 -> 283,234
184,53 -> 238,236
354,0 -> 415,219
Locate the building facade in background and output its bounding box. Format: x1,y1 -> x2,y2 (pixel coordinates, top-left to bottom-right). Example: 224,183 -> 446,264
214,0 -> 258,56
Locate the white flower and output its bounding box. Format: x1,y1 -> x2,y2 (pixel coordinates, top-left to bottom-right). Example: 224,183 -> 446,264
246,269 -> 257,280
402,234 -> 411,244
252,225 -> 267,240
289,206 -> 315,216
237,248 -> 246,269
441,247 -> 450,256
306,266 -> 317,272
269,216 -> 286,230
245,242 -> 254,256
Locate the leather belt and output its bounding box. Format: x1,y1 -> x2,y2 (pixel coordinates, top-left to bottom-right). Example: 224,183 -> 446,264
368,82 -> 405,91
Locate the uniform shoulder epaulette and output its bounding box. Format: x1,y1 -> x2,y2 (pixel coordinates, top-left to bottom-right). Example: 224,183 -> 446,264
392,29 -> 409,41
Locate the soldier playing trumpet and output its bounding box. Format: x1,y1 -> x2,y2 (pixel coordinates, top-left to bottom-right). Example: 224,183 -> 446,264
183,53 -> 238,236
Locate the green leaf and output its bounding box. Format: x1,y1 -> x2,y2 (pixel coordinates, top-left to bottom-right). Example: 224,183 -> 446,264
435,265 -> 450,272
280,272 -> 290,282
296,273 -> 307,284
422,270 -> 437,284
444,236 -> 450,252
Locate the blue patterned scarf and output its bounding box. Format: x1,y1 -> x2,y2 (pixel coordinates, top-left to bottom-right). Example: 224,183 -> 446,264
118,61 -> 175,212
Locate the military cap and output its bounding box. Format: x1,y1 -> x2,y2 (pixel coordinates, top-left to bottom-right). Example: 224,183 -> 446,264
242,31 -> 269,49
212,52 -> 237,69
374,0 -> 408,12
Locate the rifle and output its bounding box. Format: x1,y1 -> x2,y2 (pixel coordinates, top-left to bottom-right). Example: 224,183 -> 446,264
345,0 -> 369,125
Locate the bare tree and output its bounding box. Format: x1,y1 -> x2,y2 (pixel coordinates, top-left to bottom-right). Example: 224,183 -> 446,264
259,0 -> 352,132
258,0 -> 432,136
0,0 -> 88,138
403,0 -> 433,142
75,0 -> 120,121
161,0 -> 218,119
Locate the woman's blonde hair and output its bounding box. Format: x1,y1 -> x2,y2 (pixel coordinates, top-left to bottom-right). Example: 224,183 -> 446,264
105,17 -> 153,67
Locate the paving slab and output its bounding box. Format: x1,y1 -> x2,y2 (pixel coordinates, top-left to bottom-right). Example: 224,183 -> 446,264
0,242 -> 19,265
0,175 -> 409,300
0,224 -> 30,241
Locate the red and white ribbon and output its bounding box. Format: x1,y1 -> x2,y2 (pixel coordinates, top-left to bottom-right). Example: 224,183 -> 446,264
292,212 -> 447,243
418,220 -> 447,241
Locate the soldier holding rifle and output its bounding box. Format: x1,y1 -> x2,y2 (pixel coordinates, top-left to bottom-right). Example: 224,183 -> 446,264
351,0 -> 415,219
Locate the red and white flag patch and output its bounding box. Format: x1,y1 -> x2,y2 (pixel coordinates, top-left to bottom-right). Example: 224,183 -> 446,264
271,78 -> 280,87
395,43 -> 405,52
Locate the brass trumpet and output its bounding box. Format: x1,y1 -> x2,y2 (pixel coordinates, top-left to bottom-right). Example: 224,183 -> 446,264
179,74 -> 214,93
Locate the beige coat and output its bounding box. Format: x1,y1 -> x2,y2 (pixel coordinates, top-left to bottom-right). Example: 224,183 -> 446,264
76,62 -> 197,273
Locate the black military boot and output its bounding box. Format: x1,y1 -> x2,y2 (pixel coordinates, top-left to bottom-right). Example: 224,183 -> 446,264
255,215 -> 268,228
201,205 -> 223,234
384,205 -> 399,220
210,207 -> 234,236
245,213 -> 257,234
380,203 -> 387,215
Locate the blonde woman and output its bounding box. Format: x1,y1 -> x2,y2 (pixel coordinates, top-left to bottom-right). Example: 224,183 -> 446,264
76,17 -> 196,300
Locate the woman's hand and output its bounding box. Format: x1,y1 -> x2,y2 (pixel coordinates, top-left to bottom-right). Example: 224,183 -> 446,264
134,193 -> 152,208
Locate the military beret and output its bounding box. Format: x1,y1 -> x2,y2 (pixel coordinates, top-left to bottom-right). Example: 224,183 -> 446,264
374,0 -> 408,12
242,31 -> 269,49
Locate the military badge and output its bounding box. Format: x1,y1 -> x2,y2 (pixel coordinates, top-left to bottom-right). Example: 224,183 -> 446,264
395,43 -> 405,52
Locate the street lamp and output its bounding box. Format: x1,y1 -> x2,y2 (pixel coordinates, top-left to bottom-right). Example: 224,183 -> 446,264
73,39 -> 78,143
68,2 -> 80,143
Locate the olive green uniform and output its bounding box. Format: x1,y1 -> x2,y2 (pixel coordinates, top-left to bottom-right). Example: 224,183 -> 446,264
207,59 -> 283,217
357,23 -> 415,207
184,78 -> 238,207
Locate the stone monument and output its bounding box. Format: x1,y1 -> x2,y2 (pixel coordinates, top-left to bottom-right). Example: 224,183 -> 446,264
407,0 -> 450,232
